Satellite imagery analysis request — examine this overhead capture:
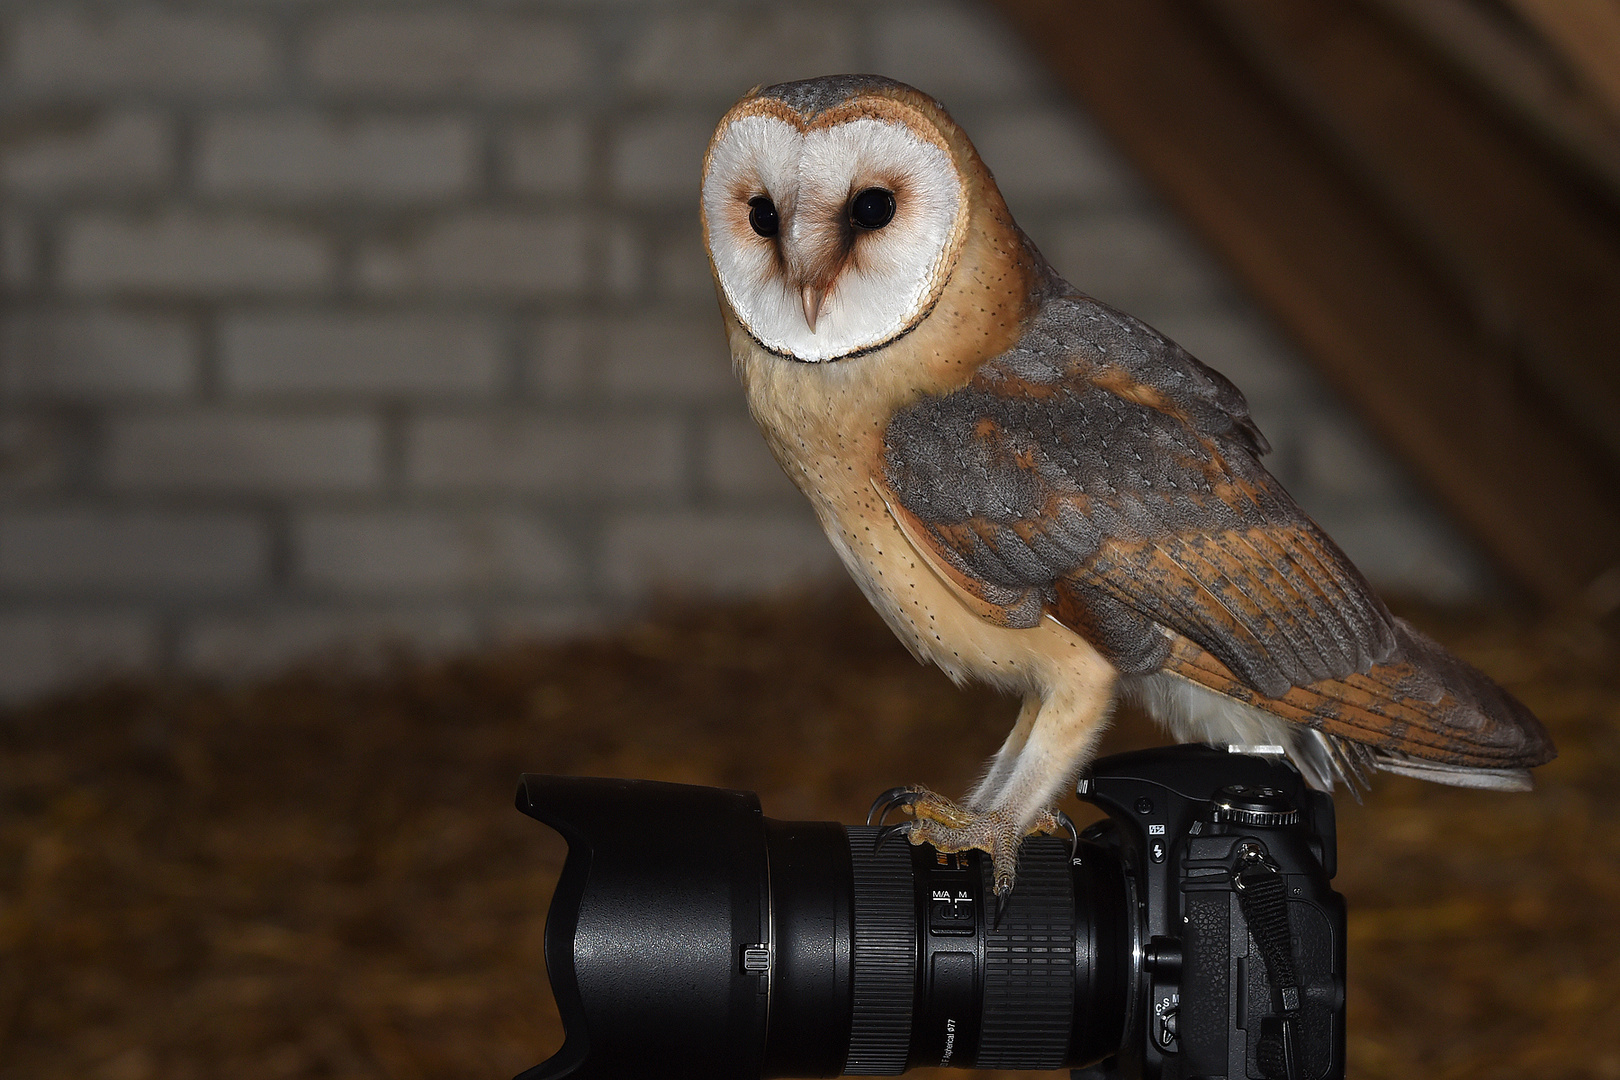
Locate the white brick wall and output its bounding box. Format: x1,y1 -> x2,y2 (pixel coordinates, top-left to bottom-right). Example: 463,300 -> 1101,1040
966,110 -> 1137,202
61,212 -> 336,295
0,0 -> 1492,700
0,609 -> 159,699
701,415 -> 802,501
179,606 -> 479,677
597,315 -> 736,400
354,213 -> 590,296
0,415 -> 73,491
3,310 -> 197,397
0,510 -> 267,594
601,511 -> 838,598
611,112 -> 727,202
294,509 -> 576,595
197,114 -> 479,202
219,313 -> 504,398
1,110 -> 174,194
500,119 -> 591,197
621,11 -> 859,99
305,13 -> 590,99
405,413 -> 687,497
8,11 -> 279,95
105,411 -> 383,492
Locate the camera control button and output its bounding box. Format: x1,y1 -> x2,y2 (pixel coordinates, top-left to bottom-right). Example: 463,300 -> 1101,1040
1153,992 -> 1180,1049
740,945 -> 770,974
928,889 -> 975,935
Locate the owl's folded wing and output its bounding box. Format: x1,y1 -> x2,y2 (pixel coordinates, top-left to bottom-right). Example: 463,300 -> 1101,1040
1159,624 -> 1554,769
877,295 -> 1398,699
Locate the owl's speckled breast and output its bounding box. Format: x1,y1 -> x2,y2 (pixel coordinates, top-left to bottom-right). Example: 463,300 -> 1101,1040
731,310 -> 1106,697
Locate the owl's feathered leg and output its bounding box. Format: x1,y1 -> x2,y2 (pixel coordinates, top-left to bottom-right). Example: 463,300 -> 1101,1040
881,671 -> 1117,898
966,695 -> 1041,810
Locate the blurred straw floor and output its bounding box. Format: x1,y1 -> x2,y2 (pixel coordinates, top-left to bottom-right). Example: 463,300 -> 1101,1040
2,585 -> 1616,1080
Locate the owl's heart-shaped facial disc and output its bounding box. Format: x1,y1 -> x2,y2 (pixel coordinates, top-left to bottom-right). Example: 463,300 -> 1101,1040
702,99 -> 967,363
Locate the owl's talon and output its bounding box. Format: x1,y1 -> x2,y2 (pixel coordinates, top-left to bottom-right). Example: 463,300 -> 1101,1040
864,785 -> 975,828
1054,809 -> 1080,861
873,822 -> 912,854
990,841 -> 1020,913
993,889 -> 1011,931
867,786 -> 920,827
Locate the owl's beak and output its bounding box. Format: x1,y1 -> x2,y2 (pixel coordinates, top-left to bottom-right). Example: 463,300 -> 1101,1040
800,283 -> 829,334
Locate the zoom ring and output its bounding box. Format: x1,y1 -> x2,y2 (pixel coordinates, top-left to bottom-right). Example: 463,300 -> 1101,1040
844,827 -> 916,1075
977,838 -> 1076,1069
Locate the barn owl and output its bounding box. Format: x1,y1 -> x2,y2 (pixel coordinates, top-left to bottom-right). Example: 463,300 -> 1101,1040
699,74 -> 1554,900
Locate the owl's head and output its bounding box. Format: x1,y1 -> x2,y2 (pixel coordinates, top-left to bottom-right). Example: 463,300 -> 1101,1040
701,75 -> 994,364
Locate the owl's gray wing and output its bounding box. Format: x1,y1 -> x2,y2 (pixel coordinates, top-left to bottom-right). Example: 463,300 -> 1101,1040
878,294 -> 1399,698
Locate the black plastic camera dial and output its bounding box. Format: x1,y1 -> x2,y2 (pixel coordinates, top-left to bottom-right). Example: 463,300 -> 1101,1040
1209,784 -> 1300,828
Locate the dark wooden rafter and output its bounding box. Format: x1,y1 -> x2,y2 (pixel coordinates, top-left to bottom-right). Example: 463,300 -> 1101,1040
1203,0 -> 1620,465
1497,0 -> 1620,130
1368,0 -> 1620,197
989,0 -> 1620,611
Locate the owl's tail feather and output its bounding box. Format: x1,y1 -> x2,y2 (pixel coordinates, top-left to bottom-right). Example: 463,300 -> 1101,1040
1160,617 -> 1555,785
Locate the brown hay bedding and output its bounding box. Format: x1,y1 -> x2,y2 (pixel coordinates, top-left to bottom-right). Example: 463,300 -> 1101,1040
1,586 -> 1616,1080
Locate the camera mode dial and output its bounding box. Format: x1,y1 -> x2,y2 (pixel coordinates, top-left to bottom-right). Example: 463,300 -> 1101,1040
1210,785 -> 1299,828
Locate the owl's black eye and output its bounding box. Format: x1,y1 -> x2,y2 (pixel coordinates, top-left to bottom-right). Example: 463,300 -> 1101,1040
748,196 -> 779,238
849,188 -> 896,230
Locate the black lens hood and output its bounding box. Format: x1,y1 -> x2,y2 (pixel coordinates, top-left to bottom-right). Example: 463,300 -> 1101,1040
515,775 -> 773,1080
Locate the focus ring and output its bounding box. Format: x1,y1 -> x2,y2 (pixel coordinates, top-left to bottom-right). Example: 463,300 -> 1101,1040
976,838 -> 1076,1069
844,827 -> 916,1075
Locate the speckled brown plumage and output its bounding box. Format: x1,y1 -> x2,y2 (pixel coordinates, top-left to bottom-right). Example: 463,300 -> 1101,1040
879,282 -> 1553,775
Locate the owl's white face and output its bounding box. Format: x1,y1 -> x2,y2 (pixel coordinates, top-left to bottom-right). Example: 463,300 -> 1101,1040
702,107 -> 966,363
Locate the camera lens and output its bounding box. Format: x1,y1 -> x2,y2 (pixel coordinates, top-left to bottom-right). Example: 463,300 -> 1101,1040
516,775 -> 1128,1080
516,747 -> 1347,1080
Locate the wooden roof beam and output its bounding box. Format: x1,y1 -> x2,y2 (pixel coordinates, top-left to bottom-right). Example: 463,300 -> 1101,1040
991,0 -> 1620,610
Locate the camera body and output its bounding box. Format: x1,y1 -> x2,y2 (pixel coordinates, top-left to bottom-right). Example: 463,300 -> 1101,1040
517,744 -> 1344,1080
1076,746 -> 1345,1080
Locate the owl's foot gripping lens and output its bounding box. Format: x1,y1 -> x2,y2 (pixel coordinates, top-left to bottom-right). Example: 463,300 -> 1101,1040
864,786 -> 1080,920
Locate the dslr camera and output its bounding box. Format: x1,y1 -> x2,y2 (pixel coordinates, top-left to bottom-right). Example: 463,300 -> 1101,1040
517,744 -> 1344,1080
